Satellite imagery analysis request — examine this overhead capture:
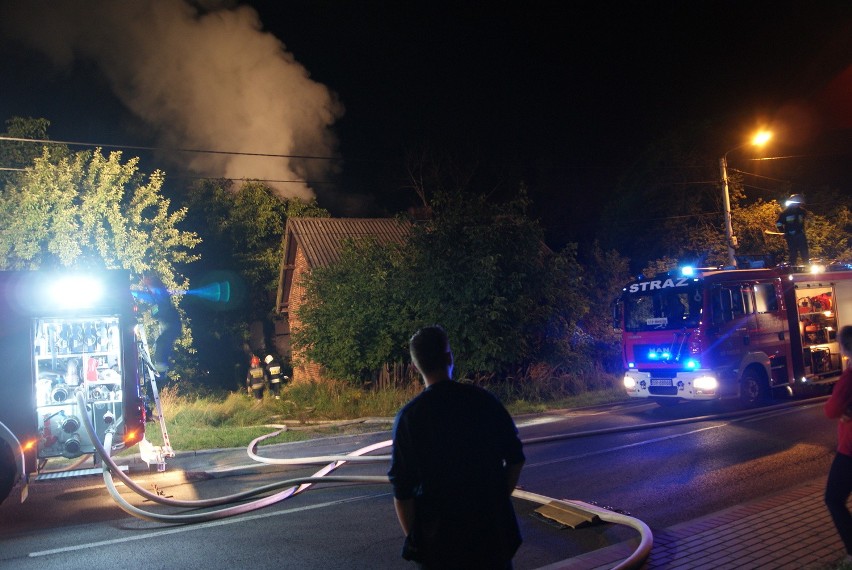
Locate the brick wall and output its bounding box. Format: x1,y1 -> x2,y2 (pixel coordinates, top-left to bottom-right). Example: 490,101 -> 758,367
288,244 -> 330,384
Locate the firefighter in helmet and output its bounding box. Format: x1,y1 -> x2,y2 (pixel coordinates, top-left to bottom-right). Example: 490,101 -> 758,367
776,194 -> 810,266
246,355 -> 265,400
263,353 -> 288,399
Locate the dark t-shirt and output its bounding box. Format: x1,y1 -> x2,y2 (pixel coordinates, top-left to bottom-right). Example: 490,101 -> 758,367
388,380 -> 525,568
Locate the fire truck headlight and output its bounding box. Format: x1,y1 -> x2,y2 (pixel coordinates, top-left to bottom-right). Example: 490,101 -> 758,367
623,374 -> 637,390
693,375 -> 718,391
50,275 -> 104,309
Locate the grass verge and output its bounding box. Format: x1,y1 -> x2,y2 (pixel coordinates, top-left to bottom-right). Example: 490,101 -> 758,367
142,379 -> 627,452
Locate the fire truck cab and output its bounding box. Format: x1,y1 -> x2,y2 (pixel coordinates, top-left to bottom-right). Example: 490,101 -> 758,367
0,270 -> 147,505
619,262 -> 852,406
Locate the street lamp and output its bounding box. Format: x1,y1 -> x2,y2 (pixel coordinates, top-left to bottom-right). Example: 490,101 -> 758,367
719,130 -> 772,267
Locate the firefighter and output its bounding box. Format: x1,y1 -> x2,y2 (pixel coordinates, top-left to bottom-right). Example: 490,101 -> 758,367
263,353 -> 287,399
136,273 -> 181,375
246,355 -> 265,400
776,194 -> 810,266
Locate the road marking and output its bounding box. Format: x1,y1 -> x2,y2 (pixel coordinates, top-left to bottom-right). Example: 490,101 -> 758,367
525,424 -> 728,468
28,492 -> 390,558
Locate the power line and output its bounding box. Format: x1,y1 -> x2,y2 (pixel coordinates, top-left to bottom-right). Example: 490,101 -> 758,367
0,165 -> 336,186
0,135 -> 344,162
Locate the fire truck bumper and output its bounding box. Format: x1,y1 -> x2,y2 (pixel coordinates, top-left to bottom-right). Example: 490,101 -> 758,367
623,369 -> 721,400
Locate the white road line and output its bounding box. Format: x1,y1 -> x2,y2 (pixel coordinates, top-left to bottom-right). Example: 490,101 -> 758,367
28,492 -> 390,558
525,423 -> 728,468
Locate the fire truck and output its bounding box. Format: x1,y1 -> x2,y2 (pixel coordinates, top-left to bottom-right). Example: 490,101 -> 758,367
618,262 -> 852,406
0,270 -> 169,506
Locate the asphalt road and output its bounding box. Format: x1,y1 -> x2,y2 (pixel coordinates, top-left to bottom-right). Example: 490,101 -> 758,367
0,396 -> 837,569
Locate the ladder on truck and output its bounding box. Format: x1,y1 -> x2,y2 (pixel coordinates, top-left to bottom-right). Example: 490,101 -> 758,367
135,324 -> 175,472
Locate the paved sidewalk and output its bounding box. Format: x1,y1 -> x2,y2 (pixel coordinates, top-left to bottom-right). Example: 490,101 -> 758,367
556,478 -> 847,570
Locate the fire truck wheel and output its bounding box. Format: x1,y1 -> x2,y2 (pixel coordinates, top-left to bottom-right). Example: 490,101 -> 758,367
0,440 -> 15,506
740,369 -> 768,407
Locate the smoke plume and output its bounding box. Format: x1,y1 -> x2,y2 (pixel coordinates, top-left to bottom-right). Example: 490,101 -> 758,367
0,0 -> 343,200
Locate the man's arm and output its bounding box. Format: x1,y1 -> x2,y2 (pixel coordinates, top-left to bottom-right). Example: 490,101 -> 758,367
393,497 -> 416,536
506,460 -> 524,495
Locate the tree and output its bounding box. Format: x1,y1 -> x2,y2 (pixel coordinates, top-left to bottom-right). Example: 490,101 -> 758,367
1,117 -> 55,174
293,186 -> 588,384
295,237 -> 412,382
575,241 -> 631,373
180,178 -> 329,387
0,146 -> 199,283
0,133 -> 201,378
183,179 -> 329,318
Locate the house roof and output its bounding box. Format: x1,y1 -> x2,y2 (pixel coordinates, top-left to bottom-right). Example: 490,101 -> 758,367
275,217 -> 411,313
286,217 -> 411,268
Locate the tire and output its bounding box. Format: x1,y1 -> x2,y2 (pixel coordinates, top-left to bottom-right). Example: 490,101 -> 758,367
0,440 -> 16,506
740,369 -> 768,407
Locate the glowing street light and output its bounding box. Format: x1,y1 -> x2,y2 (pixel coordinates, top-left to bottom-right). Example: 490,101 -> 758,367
719,130 -> 772,267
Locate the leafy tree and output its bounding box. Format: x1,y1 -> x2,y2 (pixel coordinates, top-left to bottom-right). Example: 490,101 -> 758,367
179,178 -> 329,387
295,237 -> 412,382
0,131 -> 200,378
405,188 -> 582,377
576,241 -> 631,373
183,179 -> 329,318
0,146 -> 199,282
293,186 -> 587,383
0,117 -> 56,179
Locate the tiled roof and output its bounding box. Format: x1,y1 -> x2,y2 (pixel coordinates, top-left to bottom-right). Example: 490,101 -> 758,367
286,217 -> 411,268
275,217 -> 412,313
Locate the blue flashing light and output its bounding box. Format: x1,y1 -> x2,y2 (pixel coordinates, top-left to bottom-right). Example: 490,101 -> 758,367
681,266 -> 695,277
648,350 -> 658,360
685,359 -> 700,370
661,351 -> 671,359
628,362 -> 635,368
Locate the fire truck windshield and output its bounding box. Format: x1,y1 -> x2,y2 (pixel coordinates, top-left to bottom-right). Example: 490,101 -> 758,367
622,282 -> 702,332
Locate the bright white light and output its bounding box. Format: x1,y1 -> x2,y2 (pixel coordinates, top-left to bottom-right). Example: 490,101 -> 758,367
623,375 -> 637,389
810,264 -> 825,274
681,266 -> 695,277
49,275 -> 104,309
693,375 -> 718,391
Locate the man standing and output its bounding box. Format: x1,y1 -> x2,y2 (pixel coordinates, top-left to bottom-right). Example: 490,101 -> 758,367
776,194 -> 809,266
389,325 -> 525,569
824,325 -> 852,563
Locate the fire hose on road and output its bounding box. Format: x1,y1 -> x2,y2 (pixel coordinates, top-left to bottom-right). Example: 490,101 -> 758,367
77,391 -> 654,568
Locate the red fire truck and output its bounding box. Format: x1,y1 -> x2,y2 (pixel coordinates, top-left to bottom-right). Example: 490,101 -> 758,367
618,262 -> 852,406
0,270 -> 150,505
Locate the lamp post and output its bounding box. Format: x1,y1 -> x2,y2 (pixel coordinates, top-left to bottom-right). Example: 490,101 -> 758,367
719,131 -> 772,268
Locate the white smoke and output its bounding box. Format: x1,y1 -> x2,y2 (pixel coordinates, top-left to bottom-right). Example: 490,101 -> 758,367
0,0 -> 343,200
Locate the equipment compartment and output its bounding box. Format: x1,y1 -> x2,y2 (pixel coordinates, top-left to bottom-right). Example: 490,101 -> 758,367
33,316 -> 124,460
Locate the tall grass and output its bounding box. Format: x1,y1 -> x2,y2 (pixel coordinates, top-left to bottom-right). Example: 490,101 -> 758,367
145,371 -> 625,451
144,380 -> 422,451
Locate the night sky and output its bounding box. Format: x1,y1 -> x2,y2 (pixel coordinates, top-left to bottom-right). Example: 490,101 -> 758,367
1,0 -> 850,250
